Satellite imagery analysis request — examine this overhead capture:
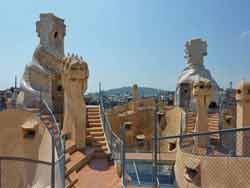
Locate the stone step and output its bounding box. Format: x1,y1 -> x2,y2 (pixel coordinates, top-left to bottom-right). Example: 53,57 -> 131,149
65,141 -> 77,154
93,140 -> 107,147
87,111 -> 100,115
42,119 -> 51,125
25,108 -> 40,113
208,123 -> 219,127
88,119 -> 101,123
46,123 -> 53,129
88,115 -> 101,119
65,171 -> 79,188
208,124 -> 219,129
87,127 -> 103,132
87,122 -> 102,128
94,145 -> 108,152
87,135 -> 105,141
208,113 -> 219,117
87,105 -> 100,108
40,115 -> 51,120
65,149 -> 94,177
210,135 -> 220,139
66,178 -> 78,188
186,126 -> 195,131
88,131 -> 104,137
87,108 -> 100,112
185,129 -> 194,132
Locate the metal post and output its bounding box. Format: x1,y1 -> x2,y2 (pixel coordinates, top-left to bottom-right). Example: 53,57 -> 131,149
40,91 -> 42,118
180,112 -> 183,146
0,160 -> 1,188
152,98 -> 158,188
99,82 -> 102,104
110,131 -> 113,157
51,137 -> 55,188
62,138 -> 66,188
120,125 -> 126,188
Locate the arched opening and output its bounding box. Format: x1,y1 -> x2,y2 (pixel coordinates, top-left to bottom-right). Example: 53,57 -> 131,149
54,31 -> 58,39
209,101 -> 218,109
57,85 -> 63,92
169,142 -> 176,152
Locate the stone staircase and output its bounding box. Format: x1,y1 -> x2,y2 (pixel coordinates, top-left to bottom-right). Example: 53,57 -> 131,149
182,112 -> 220,146
25,105 -> 111,188
64,141 -> 95,188
86,105 -> 109,159
64,105 -> 110,188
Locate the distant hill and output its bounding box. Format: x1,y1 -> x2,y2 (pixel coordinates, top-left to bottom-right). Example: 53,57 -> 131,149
89,86 -> 174,97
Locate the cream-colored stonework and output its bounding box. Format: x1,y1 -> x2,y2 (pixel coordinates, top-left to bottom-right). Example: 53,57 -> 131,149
176,38 -> 219,110
62,55 -> 89,149
236,80 -> 250,156
175,143 -> 250,188
192,79 -> 214,147
107,97 -> 170,151
0,109 -> 53,188
20,13 -> 66,109
19,13 -> 89,148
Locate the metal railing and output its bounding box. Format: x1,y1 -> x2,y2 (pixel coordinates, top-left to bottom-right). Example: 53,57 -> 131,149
39,94 -> 65,188
40,98 -> 64,156
99,86 -> 122,159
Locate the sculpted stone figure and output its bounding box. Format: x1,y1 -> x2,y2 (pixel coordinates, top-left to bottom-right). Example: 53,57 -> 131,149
62,55 -> 89,149
176,38 -> 219,110
192,79 -> 214,147
19,13 -> 90,147
19,13 -> 65,110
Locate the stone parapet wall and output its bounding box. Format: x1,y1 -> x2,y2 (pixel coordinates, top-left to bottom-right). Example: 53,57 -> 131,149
175,144 -> 250,188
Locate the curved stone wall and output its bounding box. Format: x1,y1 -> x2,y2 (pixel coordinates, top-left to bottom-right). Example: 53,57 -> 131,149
175,144 -> 250,188
0,109 -> 53,187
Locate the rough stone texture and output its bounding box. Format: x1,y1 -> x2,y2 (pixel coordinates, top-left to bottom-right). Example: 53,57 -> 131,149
0,109 -> 53,188
62,55 -> 89,149
19,13 -> 89,148
175,143 -> 250,188
20,13 -> 66,110
236,80 -> 250,156
160,106 -> 182,152
176,38 -> 219,110
192,79 -> 214,147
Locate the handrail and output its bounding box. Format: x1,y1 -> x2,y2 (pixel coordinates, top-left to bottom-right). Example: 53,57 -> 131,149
99,88 -> 121,159
2,91 -> 65,188
39,94 -> 65,188
40,97 -> 64,157
157,126 -> 250,141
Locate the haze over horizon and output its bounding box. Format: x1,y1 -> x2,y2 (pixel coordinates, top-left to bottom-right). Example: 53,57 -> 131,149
1,0 -> 250,92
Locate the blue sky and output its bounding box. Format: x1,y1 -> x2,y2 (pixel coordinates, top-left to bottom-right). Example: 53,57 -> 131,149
1,0 -> 250,92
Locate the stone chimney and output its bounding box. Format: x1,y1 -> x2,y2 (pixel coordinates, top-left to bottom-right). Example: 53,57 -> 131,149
192,79 -> 214,147
184,38 -> 207,65
236,81 -> 250,156
132,84 -> 139,111
36,13 -> 66,57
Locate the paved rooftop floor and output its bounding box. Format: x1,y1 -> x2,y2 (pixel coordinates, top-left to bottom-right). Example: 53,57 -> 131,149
75,158 -> 121,188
